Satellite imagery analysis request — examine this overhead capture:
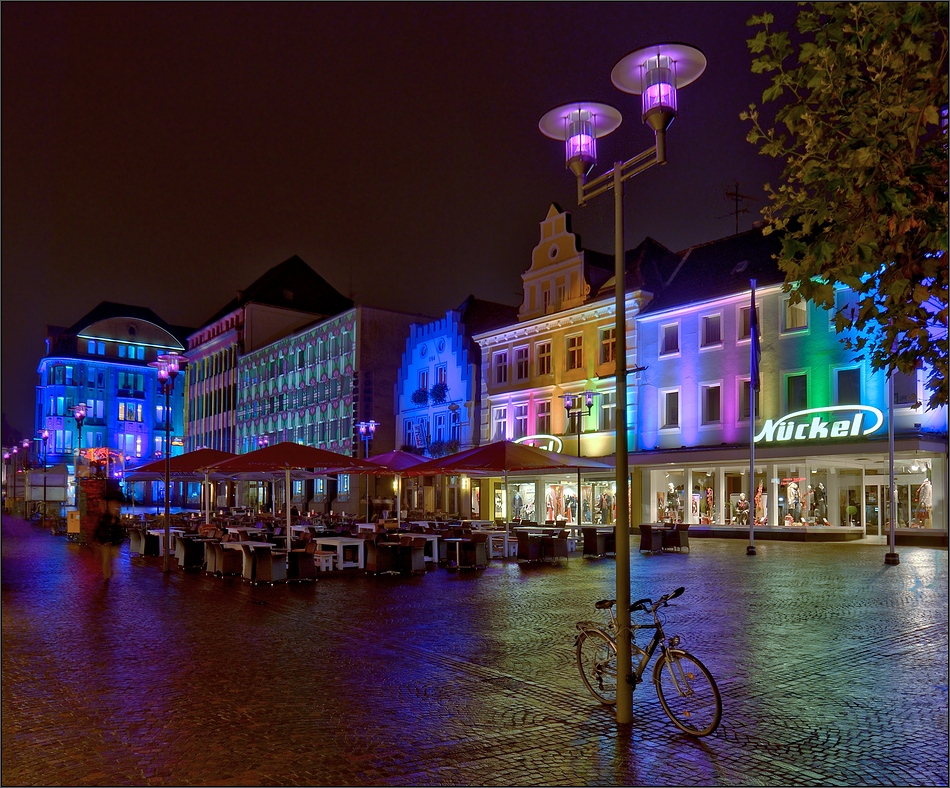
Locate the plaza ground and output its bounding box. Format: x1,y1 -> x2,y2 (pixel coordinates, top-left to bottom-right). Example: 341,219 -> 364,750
2,515 -> 947,787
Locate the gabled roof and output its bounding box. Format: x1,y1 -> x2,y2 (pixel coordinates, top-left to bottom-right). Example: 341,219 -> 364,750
201,255 -> 353,326
639,226 -> 784,314
64,301 -> 193,344
456,295 -> 520,334
591,236 -> 680,299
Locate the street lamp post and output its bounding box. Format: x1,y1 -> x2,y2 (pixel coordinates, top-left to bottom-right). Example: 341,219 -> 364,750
540,43 -> 705,725
257,435 -> 270,514
74,403 -> 87,507
357,420 -> 379,522
39,429 -> 50,530
149,351 -> 187,572
562,390 -> 597,525
19,438 -> 30,514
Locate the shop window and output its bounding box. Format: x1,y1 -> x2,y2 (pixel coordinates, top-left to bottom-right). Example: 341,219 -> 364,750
701,384 -> 721,424
701,314 -> 722,348
600,327 -> 616,364
783,297 -> 808,332
514,347 -> 529,381
536,400 -> 551,434
661,389 -> 679,429
536,341 -> 552,376
836,368 -> 861,405
566,335 -> 583,370
786,373 -> 808,411
660,323 -> 679,356
494,351 -> 508,385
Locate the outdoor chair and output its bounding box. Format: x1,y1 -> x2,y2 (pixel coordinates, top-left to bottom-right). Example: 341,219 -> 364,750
239,544 -> 257,581
128,527 -> 148,556
517,531 -> 542,563
459,532 -> 489,569
638,524 -> 663,554
581,527 -> 606,558
662,522 -> 690,552
204,542 -> 218,576
396,536 -> 426,575
288,541 -> 317,581
364,539 -> 398,575
255,546 -> 288,584
542,529 -> 570,563
604,529 -> 617,556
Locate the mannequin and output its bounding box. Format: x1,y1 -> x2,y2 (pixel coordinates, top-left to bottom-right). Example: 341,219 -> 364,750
916,479 -> 932,527
735,492 -> 750,525
786,481 -> 801,523
814,482 -> 828,524
512,490 -> 523,520
754,483 -> 764,524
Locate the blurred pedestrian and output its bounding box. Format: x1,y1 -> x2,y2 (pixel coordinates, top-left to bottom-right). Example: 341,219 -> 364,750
94,486 -> 125,581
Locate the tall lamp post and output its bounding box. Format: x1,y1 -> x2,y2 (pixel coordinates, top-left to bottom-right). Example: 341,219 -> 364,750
257,435 -> 270,514
540,43 -> 705,725
39,429 -> 50,529
19,438 -> 30,514
357,420 -> 378,522
561,390 -> 597,525
149,351 -> 187,572
74,403 -> 87,507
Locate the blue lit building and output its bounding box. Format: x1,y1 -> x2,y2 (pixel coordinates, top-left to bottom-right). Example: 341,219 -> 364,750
35,302 -> 193,505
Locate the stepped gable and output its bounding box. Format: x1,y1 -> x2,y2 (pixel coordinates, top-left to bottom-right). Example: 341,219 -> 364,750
202,255 -> 353,326
455,295 -> 520,335
639,226 -> 785,315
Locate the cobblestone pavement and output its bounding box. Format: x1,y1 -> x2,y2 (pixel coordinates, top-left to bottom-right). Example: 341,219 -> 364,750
2,515 -> 947,787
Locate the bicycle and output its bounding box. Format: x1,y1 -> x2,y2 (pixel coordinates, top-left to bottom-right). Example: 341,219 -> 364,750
575,586 -> 722,736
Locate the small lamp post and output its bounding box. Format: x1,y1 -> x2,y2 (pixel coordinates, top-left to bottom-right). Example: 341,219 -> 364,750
257,435 -> 270,513
39,428 -> 50,529
19,438 -> 30,514
541,42 -> 705,725
73,403 -> 87,496
149,351 -> 187,572
562,391 -> 597,526
357,420 -> 378,522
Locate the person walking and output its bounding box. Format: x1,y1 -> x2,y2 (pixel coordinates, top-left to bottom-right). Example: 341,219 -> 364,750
94,488 -> 125,581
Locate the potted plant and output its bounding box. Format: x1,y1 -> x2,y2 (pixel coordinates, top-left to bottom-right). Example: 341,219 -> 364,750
429,381 -> 448,404
846,505 -> 857,526
411,388 -> 429,406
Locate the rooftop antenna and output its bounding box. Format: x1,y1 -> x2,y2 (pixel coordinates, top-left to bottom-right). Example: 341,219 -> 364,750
719,181 -> 759,235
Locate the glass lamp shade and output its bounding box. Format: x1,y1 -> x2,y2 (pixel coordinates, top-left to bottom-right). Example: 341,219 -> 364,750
539,102 -> 622,179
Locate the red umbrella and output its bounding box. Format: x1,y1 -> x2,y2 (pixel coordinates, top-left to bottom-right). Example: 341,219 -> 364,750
126,448 -> 237,524
364,450 -> 429,527
208,442 -> 377,547
403,441 -> 612,522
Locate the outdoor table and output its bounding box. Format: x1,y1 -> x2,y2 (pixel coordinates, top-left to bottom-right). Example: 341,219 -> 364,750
471,529 -> 509,559
311,536 -> 365,570
226,525 -> 266,537
443,537 -> 467,567
147,528 -> 185,557
356,522 -> 377,533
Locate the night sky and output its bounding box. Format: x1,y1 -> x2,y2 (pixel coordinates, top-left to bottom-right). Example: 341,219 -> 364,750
2,2 -> 798,437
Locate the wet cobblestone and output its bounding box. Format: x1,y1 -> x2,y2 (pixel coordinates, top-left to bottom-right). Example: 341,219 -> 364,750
2,515 -> 947,786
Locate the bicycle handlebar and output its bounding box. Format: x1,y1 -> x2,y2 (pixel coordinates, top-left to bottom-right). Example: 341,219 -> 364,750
597,586 -> 686,615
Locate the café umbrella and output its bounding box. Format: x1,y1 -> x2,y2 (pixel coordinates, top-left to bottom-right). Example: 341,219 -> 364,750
207,442 -> 377,551
364,449 -> 430,529
125,448 -> 236,524
403,440 -> 612,522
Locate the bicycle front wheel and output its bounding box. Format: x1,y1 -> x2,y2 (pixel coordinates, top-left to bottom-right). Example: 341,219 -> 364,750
653,649 -> 722,736
576,629 -> 618,705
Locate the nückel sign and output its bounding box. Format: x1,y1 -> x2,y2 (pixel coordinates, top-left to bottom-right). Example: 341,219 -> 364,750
754,405 -> 884,444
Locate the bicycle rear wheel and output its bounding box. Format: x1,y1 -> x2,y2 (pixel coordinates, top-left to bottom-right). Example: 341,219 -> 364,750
576,629 -> 617,705
653,649 -> 721,736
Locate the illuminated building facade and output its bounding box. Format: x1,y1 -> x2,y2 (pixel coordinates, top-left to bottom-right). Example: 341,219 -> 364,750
35,302 -> 192,505
185,255 -> 354,454
235,305 -> 427,515
634,227 -> 947,543
395,295 -> 518,516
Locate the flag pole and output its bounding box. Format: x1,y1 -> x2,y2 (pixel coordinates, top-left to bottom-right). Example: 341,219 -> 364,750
747,278 -> 759,556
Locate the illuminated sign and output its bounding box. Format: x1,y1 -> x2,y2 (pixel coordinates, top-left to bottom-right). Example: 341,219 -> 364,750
514,434 -> 564,452
754,406 -> 884,444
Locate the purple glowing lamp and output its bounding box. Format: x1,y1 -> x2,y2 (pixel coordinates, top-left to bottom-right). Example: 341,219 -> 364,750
538,102 -> 622,179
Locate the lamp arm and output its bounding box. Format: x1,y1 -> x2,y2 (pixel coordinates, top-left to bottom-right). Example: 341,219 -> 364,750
578,145 -> 659,206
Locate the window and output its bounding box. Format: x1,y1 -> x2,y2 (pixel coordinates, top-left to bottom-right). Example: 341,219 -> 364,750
832,288 -> 859,331
661,390 -> 679,429
97,342 -> 105,355
556,283 -> 566,309
491,406 -> 508,441
836,368 -> 861,405
701,315 -> 722,347
435,413 -> 446,442
893,368 -> 919,406
542,288 -> 551,313
660,324 -> 679,356
494,351 -> 508,385
337,474 -> 350,502
118,344 -> 127,358
786,373 -> 808,411
436,364 -> 447,384
783,297 -> 808,332
450,408 -> 461,441
418,370 -> 428,391
701,384 -> 721,424
600,390 -> 616,431
537,341 -> 552,376
566,335 -> 583,370
87,340 -> 96,354
514,404 -> 528,439
738,305 -> 759,341
514,347 -> 529,380
600,327 -> 616,365
739,379 -> 760,421
536,400 -> 551,434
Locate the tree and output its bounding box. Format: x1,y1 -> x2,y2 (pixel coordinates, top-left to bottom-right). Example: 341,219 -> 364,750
742,3 -> 948,407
